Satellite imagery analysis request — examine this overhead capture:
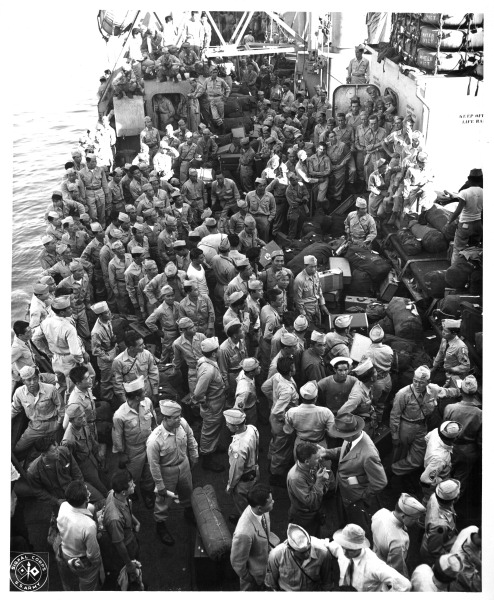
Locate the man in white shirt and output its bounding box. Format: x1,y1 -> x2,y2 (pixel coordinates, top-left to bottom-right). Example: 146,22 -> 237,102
327,523 -> 411,591
411,552 -> 464,591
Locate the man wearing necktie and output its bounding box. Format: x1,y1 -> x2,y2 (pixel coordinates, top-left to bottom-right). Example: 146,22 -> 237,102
90,301 -> 118,404
323,413 -> 387,539
327,523 -> 411,591
230,483 -> 279,591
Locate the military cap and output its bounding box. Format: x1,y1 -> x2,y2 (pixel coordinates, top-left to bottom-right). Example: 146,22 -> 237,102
111,241 -> 124,250
248,279 -> 263,290
173,240 -> 187,248
436,479 -> 461,501
91,301 -> 109,314
51,190 -> 63,199
69,260 -> 83,272
90,222 -> 103,232
131,246 -> 144,255
310,330 -> 325,344
287,524 -> 310,551
204,217 -> 217,227
241,357 -> 259,373
442,319 -> 461,330
225,318 -> 242,335
143,259 -> 157,269
223,408 -> 246,425
19,365 -> 37,379
280,331 -> 298,346
201,208 -> 213,219
66,182 -> 78,192
334,315 -> 352,328
160,400 -> 182,417
200,337 -> 219,352
218,237 -> 230,251
41,235 -> 54,245
66,403 -> 85,419
369,324 -> 385,342
160,284 -> 174,296
235,257 -> 250,268
123,376 -> 145,392
461,374 -> 478,394
303,255 -> 317,265
293,315 -> 309,331
440,421 -> 463,439
56,243 -> 69,254
33,283 -> 49,295
177,317 -> 195,330
164,262 -> 178,276
61,216 -> 74,226
355,197 -> 367,208
109,229 -> 123,239
118,212 -> 130,222
237,199 -> 248,208
244,215 -> 256,226
229,291 -> 245,304
397,493 -> 426,516
142,208 -> 156,218
436,554 -> 464,578
132,222 -> 144,232
414,365 -> 431,381
300,381 -> 318,400
125,204 -> 135,212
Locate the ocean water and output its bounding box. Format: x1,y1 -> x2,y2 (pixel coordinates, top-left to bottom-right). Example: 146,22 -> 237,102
11,10 -> 119,321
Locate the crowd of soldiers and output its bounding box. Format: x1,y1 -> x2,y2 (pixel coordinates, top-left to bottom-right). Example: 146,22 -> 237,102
11,36 -> 482,591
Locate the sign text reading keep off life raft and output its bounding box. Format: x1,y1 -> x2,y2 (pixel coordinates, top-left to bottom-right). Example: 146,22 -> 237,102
460,114 -> 484,124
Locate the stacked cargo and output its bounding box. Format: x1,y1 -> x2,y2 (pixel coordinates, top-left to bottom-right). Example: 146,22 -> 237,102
388,13 -> 483,77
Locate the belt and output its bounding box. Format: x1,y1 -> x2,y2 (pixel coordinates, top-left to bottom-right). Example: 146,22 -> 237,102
34,416 -> 58,423
86,186 -> 102,191
401,417 -> 425,424
298,435 -> 325,443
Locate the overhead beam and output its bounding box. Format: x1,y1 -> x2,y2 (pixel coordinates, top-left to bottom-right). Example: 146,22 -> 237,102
230,12 -> 250,44
266,11 -> 306,44
235,12 -> 255,48
204,44 -> 301,58
205,11 -> 227,46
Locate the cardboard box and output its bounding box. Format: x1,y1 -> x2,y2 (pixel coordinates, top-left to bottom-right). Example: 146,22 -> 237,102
197,168 -> 213,182
350,332 -> 372,362
330,313 -> 369,330
319,269 -> 343,293
344,296 -> 378,310
379,269 -> 399,302
259,241 -> 282,267
329,257 -> 352,284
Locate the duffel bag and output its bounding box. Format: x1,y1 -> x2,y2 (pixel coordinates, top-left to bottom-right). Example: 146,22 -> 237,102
444,256 -> 475,289
422,269 -> 447,298
396,229 -> 422,255
420,13 -> 484,28
191,484 -> 232,560
286,242 -> 333,276
346,268 -> 373,297
386,297 -> 424,342
366,301 -> 386,323
409,222 -> 448,253
424,205 -> 457,241
346,245 -> 392,282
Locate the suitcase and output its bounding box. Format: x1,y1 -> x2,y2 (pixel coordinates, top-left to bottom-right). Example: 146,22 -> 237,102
344,296 -> 378,311
329,257 -> 352,284
379,269 -> 400,302
324,290 -> 342,303
319,269 -> 343,293
330,313 -> 369,331
260,240 -> 282,267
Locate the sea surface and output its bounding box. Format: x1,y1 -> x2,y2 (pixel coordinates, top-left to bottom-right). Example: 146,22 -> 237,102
11,10 -> 121,321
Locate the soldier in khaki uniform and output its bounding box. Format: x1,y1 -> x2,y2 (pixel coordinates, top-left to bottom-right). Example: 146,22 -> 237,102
112,376 -> 157,508
234,358 -> 261,425
145,284 -> 180,363
90,301 -> 118,403
224,408 -> 260,524
146,400 -> 198,545
193,337 -> 227,472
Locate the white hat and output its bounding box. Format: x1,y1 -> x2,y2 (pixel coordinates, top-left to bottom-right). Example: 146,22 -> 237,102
442,319 -> 461,330
280,331 -> 298,346
41,235 -> 54,245
293,315 -> 309,331
353,358 -> 374,377
201,337 -> 219,352
225,318 -> 242,335
461,374 -> 478,394
369,324 -> 384,342
164,262 -> 178,277
303,255 -> 317,266
439,421 -> 463,439
287,524 -> 310,551
90,222 -> 103,232
160,284 -> 174,296
91,301 -> 109,315
333,524 -> 370,550
160,400 -> 182,417
436,479 -> 461,501
355,197 -> 367,208
229,291 -> 245,304
223,408 -> 246,425
19,365 -> 36,379
51,296 -> 71,310
241,357 -> 259,372
311,330 -> 325,343
334,315 -> 352,329
300,381 -> 318,400
436,553 -> 464,578
397,493 -> 426,516
414,365 -> 431,381
330,356 -> 353,368
123,376 -> 145,393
